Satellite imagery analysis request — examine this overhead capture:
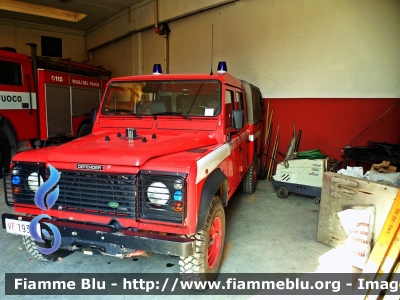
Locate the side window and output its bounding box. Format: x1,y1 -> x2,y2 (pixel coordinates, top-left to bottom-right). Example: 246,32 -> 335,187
225,90 -> 234,129
0,60 -> 22,86
235,91 -> 244,110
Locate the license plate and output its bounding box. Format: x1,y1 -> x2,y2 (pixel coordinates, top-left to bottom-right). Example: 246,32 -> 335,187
5,219 -> 41,236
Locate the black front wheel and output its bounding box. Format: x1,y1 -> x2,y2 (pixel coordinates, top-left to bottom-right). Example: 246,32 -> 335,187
179,196 -> 225,282
22,236 -> 70,261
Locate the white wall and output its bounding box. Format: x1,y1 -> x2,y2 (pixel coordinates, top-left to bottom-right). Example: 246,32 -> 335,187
89,0 -> 400,98
0,20 -> 86,61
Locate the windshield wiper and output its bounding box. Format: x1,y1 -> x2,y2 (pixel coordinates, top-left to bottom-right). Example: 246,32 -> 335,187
186,82 -> 204,117
105,109 -> 141,118
152,112 -> 191,120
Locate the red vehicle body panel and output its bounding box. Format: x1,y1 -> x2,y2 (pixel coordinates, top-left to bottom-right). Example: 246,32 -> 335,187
4,66 -> 264,263
0,48 -> 109,146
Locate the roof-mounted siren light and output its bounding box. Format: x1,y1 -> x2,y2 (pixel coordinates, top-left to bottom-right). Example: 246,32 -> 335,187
153,64 -> 162,75
217,61 -> 227,74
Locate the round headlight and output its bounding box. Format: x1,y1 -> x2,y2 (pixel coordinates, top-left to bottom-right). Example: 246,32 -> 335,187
174,179 -> 184,190
147,182 -> 170,205
28,172 -> 44,192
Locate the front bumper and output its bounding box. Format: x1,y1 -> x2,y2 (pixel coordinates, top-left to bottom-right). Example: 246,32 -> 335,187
2,213 -> 195,257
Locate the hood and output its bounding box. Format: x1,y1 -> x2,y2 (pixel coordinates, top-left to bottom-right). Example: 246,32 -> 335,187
40,131 -> 218,167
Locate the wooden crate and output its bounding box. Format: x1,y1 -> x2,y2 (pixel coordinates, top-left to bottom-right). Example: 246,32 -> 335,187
317,172 -> 399,248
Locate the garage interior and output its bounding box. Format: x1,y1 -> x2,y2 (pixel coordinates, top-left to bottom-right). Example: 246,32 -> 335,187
0,0 -> 400,299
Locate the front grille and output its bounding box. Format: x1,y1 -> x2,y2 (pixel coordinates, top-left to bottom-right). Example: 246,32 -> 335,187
5,164 -> 186,225
57,171 -> 136,217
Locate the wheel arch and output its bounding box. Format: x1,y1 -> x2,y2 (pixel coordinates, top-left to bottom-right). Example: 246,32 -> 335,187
196,168 -> 228,232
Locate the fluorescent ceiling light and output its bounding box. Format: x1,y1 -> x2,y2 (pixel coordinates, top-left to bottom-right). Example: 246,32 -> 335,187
0,0 -> 87,22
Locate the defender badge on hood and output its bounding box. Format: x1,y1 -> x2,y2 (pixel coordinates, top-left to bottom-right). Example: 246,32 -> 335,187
77,164 -> 104,170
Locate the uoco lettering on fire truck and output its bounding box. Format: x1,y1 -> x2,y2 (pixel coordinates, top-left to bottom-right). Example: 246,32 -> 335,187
1,95 -> 23,102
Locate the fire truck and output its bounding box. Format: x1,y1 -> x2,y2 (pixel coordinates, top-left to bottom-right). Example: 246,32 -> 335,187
0,44 -> 111,173
2,62 -> 264,281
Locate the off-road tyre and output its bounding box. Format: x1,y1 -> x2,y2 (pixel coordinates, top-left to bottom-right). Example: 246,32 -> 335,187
243,155 -> 258,194
0,132 -> 11,177
179,196 -> 225,282
22,236 -> 69,261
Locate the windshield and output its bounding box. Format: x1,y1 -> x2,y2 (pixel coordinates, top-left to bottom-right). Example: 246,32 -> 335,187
102,80 -> 221,117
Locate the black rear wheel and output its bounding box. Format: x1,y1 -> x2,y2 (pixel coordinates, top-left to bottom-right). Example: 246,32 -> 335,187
243,155 -> 258,194
0,133 -> 11,176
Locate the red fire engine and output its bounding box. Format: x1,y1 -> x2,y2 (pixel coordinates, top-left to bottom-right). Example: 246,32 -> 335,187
3,62 -> 265,281
0,44 -> 110,172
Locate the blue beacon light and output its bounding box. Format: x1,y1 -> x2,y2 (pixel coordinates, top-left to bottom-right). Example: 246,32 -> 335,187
153,64 -> 162,75
217,61 -> 227,74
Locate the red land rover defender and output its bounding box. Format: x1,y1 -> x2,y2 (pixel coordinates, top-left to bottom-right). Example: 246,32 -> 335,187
3,63 -> 264,281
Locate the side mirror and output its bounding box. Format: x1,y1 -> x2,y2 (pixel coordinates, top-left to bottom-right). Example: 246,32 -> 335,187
90,109 -> 97,127
232,110 -> 244,130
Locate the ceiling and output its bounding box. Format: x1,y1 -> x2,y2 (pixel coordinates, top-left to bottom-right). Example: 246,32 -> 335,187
0,0 -> 146,32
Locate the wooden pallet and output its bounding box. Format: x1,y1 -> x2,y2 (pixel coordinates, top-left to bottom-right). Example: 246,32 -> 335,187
318,172 -> 398,249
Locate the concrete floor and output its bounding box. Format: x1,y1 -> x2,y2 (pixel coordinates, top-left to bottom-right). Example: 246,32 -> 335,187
0,178 -> 337,300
